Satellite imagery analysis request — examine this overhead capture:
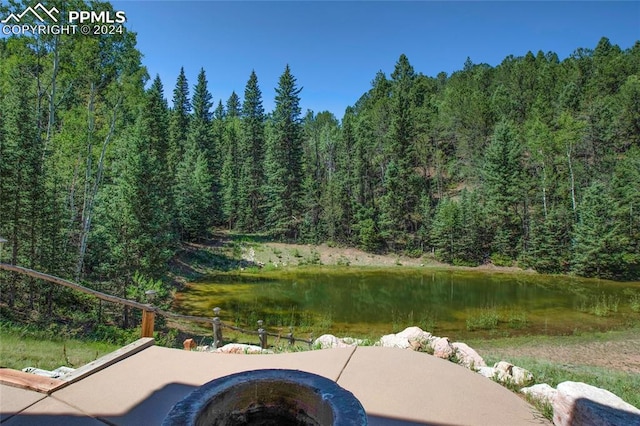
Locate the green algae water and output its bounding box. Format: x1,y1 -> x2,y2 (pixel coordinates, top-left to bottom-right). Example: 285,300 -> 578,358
174,268 -> 640,340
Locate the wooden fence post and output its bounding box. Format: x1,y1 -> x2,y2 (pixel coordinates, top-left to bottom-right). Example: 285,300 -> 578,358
212,307 -> 223,348
258,320 -> 267,349
141,290 -> 157,338
141,308 -> 155,338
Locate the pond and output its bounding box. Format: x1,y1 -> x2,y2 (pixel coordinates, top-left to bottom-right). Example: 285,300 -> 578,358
173,267 -> 640,341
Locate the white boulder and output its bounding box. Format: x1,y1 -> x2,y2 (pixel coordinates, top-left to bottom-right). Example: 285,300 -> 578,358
314,334 -> 360,349
432,337 -> 455,360
511,366 -> 533,387
492,361 -> 533,386
521,383 -> 557,405
553,381 -> 640,426
378,326 -> 433,350
340,337 -> 365,346
379,333 -> 411,349
396,326 -> 433,344
476,362 -> 533,387
314,334 -> 341,349
477,366 -> 498,379
214,343 -> 272,354
452,342 -> 487,369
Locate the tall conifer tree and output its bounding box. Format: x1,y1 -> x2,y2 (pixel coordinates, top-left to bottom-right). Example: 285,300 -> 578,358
380,54 -> 418,246
264,65 -> 303,238
167,67 -> 190,178
237,71 -> 266,231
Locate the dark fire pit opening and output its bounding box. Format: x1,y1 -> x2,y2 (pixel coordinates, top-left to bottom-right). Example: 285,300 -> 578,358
163,369 -> 367,426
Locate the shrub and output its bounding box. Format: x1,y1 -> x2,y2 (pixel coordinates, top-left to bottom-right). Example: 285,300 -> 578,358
466,308 -> 499,331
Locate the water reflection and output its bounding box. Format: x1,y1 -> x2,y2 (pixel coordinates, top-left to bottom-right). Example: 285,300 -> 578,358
175,269 -> 640,339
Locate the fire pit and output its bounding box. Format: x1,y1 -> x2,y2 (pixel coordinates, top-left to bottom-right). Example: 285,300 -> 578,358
163,369 -> 367,425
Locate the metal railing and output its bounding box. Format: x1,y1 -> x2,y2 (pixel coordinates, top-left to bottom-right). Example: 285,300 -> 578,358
0,263 -> 314,350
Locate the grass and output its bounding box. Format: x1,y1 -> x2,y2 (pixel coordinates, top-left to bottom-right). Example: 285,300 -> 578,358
577,293 -> 620,317
0,322 -> 120,371
466,307 -> 500,331
624,288 -> 640,313
467,327 -> 640,413
632,294 -> 640,313
483,354 -> 640,410
466,327 -> 639,350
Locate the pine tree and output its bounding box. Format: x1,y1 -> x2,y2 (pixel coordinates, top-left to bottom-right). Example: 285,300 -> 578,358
528,206 -> 572,273
145,75 -> 170,160
174,140 -> 214,241
431,198 -> 461,264
331,108 -> 357,243
237,71 -> 266,232
221,118 -> 241,229
189,68 -> 214,159
380,54 -> 419,246
0,64 -> 41,306
264,65 -> 303,239
167,67 -> 190,178
209,100 -> 226,227
572,181 -> 624,278
609,147 -> 640,278
226,91 -> 241,118
483,120 -> 525,260
188,68 -> 219,226
458,190 -> 486,265
617,75 -> 640,149
141,76 -> 176,233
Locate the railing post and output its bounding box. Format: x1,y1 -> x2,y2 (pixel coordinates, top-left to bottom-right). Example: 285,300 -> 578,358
212,307 -> 223,348
141,309 -> 155,338
141,290 -> 157,338
258,320 -> 267,349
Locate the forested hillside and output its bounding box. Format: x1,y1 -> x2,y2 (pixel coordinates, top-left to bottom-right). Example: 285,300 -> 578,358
1,0 -> 639,324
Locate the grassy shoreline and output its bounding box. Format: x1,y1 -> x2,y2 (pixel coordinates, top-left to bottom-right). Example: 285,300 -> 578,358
0,321 -> 121,371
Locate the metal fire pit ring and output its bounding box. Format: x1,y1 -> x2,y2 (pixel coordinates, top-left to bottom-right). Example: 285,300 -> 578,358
163,369 -> 367,425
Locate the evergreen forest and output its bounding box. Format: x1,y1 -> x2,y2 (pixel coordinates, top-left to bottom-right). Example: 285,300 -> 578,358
1,1 -> 639,330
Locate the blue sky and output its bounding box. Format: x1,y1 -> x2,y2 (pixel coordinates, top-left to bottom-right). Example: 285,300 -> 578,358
110,1 -> 640,118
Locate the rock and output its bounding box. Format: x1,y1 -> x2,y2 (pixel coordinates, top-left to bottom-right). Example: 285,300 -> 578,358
314,334 -> 360,349
494,360 -> 514,374
490,361 -> 532,386
492,361 -> 514,383
553,381 -> 640,426
511,366 -> 533,387
340,337 -> 364,346
315,334 -> 341,349
378,327 -> 433,350
432,337 -> 454,360
379,333 -> 411,349
409,340 -> 424,351
477,366 -> 498,379
521,383 -> 557,405
183,338 -> 197,350
452,342 -> 487,369
214,343 -> 272,354
396,326 -> 432,344
476,361 -> 533,387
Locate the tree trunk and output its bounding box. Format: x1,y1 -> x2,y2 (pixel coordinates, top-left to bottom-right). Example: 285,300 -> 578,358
75,92 -> 120,280
567,144 -> 577,217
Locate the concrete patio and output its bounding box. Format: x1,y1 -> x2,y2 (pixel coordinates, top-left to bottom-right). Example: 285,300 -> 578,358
1,338 -> 550,425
